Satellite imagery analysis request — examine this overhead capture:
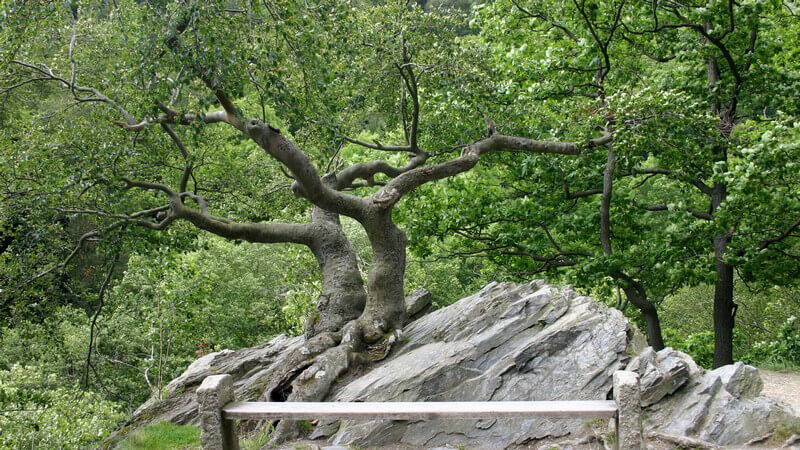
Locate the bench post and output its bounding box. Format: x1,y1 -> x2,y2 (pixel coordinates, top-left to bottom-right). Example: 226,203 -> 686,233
613,370 -> 643,450
197,374 -> 239,450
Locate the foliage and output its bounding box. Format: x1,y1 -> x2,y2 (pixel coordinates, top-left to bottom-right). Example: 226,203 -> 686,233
752,316 -> 800,368
0,364 -> 124,449
662,281 -> 800,368
90,235 -> 320,405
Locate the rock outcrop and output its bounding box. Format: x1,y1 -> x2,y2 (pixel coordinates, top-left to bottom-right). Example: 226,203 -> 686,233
630,348 -> 797,446
323,281 -> 642,448
108,281 -> 799,449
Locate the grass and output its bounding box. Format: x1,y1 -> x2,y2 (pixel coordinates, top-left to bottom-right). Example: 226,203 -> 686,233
241,425 -> 273,450
115,422 -> 200,450
774,422 -> 800,441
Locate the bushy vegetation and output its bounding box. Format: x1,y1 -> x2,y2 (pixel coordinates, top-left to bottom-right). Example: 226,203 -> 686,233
660,284 -> 800,368
0,231 -> 486,447
0,365 -> 124,449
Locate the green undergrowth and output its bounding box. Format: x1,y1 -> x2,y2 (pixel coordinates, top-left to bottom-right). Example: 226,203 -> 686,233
115,422 -> 200,450
115,421 -> 281,450
240,424 -> 274,450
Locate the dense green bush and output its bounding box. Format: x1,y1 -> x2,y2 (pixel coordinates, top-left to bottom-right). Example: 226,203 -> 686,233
0,235 -> 324,446
0,364 -> 124,449
751,316 -> 800,368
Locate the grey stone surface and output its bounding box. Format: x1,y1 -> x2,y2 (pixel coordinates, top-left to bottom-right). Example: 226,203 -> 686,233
326,281 -> 643,448
405,288 -> 433,316
715,361 -> 763,399
197,374 -> 238,450
613,370 -> 643,450
636,349 -> 797,446
626,347 -> 692,406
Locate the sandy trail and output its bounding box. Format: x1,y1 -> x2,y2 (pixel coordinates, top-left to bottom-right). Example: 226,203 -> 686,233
760,369 -> 800,415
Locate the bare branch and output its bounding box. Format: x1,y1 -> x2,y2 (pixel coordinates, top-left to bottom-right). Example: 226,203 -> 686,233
171,201 -> 317,245
85,235 -> 124,388
341,136 -> 413,153
160,123 -> 193,193
629,168 -> 714,196
562,174 -> 603,199
246,120 -> 368,219
122,178 -> 180,201
335,152 -> 429,191
10,60 -> 135,124
511,0 -> 579,42
112,110 -> 232,131
0,77 -> 51,95
370,130 -> 610,208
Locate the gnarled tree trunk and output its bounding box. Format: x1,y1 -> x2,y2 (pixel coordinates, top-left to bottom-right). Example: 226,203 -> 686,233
305,206 -> 366,338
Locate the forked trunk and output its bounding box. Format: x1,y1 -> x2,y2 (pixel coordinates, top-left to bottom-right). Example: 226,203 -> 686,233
265,209 -> 410,444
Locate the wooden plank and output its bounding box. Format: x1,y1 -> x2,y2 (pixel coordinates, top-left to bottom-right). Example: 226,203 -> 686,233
222,401 -> 617,420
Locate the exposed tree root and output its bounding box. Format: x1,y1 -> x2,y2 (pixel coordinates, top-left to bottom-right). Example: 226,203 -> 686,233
264,319 -> 390,446
648,431 -> 720,449
744,432 -> 773,446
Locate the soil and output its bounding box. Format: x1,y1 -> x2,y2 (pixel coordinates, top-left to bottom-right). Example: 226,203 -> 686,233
760,369 -> 800,415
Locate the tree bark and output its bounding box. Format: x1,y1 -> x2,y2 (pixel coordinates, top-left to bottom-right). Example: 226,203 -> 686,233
305,206 -> 367,338
359,209 -> 408,342
712,232 -> 735,368
709,179 -> 735,368
620,281 -> 665,351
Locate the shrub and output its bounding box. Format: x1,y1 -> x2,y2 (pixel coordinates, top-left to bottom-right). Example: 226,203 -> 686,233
751,316 -> 800,368
0,364 -> 124,449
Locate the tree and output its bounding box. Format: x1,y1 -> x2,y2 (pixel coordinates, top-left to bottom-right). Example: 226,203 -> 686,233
404,0 -> 800,365
614,0 -> 800,367
1,0 -> 611,442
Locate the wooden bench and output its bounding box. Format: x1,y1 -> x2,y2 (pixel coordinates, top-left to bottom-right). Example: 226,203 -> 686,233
197,371 -> 643,450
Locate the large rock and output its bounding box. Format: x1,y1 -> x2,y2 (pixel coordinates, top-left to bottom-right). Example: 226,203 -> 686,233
405,288 -> 433,317
634,349 -> 796,446
111,281 -> 799,449
324,281 -> 644,448
626,347 -> 695,406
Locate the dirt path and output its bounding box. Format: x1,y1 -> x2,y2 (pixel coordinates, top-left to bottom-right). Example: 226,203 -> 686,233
760,369 -> 800,414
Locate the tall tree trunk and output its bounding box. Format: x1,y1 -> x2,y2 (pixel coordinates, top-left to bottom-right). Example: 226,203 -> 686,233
305,206 -> 366,338
712,232 -> 735,368
709,179 -> 735,368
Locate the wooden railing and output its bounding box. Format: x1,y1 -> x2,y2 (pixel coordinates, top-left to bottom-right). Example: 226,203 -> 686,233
196,370 -> 643,450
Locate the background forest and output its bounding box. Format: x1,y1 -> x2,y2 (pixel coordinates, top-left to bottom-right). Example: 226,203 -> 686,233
1,0 -> 799,447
